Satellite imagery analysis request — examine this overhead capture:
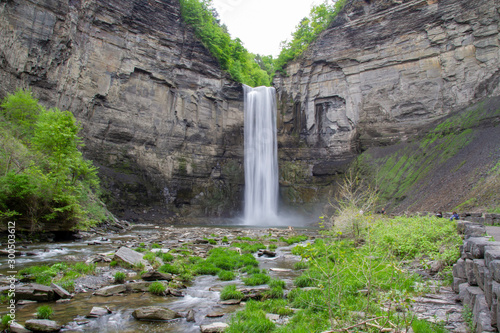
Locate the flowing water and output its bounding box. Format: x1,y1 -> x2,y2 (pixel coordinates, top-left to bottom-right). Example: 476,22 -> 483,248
243,85 -> 279,225
1,225 -> 310,332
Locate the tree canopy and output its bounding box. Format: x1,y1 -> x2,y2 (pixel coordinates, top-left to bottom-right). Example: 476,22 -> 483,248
179,0 -> 271,87
179,0 -> 346,82
0,90 -> 110,231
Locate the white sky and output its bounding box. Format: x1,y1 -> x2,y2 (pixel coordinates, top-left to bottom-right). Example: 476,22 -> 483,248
211,0 -> 325,57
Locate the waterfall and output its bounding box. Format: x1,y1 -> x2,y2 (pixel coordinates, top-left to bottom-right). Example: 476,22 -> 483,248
243,85 -> 279,225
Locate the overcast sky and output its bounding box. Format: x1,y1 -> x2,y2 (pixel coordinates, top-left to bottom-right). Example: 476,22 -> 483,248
211,0 -> 324,57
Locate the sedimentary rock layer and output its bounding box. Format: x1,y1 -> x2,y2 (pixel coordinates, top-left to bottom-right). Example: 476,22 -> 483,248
275,0 -> 500,161
0,0 -> 244,219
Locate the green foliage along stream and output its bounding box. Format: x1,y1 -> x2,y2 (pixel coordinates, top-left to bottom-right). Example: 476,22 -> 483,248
0,89 -> 109,232
227,215 -> 461,333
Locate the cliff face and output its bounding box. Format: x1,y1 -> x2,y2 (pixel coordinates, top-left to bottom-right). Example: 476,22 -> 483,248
0,0 -> 244,220
275,0 -> 500,190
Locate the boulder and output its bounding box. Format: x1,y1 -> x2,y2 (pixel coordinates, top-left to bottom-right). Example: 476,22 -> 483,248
257,250 -> 276,258
200,322 -> 229,333
15,284 -> 55,302
50,283 -> 71,299
87,306 -> 111,318
186,309 -> 195,322
126,282 -> 152,292
132,306 -> 181,321
141,271 -> 172,281
113,247 -> 145,267
94,284 -> 127,296
9,322 -> 31,333
24,319 -> 61,332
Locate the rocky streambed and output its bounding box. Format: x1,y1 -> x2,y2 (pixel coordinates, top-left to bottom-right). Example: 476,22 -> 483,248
0,223 -> 469,332
0,224 -> 318,332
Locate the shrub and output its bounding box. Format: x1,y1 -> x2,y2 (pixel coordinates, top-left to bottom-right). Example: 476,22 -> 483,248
149,281 -> 166,295
36,305 -> 53,319
220,285 -> 244,301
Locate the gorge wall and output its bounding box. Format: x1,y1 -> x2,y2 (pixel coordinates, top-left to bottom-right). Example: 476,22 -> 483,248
275,0 -> 500,211
0,0 -> 244,221
1,0 -> 499,221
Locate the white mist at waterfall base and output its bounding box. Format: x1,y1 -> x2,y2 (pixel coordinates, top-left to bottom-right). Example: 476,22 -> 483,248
243,85 -> 279,225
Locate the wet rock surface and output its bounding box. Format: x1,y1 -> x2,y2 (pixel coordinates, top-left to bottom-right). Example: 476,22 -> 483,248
132,306 -> 181,321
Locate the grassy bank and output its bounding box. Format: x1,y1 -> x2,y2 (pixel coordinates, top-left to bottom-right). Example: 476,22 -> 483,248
358,97 -> 500,213
226,215 -> 462,332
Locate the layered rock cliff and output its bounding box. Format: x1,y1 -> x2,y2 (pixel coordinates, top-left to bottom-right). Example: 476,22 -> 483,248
274,0 -> 500,210
0,0 -> 244,221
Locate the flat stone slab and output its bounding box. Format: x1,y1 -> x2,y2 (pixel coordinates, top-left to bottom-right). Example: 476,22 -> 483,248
218,299 -> 241,305
87,306 -> 111,318
94,284 -> 127,296
132,306 -> 181,321
51,283 -> 71,299
141,271 -> 172,281
126,282 -> 152,292
113,247 -> 145,267
25,319 -> 61,332
200,322 -> 229,333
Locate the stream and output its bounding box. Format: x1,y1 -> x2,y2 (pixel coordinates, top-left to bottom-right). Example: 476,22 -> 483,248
0,224 -> 317,332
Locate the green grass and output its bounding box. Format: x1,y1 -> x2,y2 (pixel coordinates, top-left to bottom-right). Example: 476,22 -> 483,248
17,262 -> 95,287
218,270 -> 236,281
226,301 -> 275,333
36,305 -> 53,319
114,271 -> 126,283
227,214 -> 460,333
293,261 -> 308,270
280,235 -> 308,245
412,319 -> 447,333
243,273 -> 270,286
157,252 -> 174,262
231,242 -> 266,253
220,285 -> 244,301
149,282 -> 166,295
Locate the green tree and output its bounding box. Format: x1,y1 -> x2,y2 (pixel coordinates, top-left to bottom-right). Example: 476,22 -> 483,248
275,0 -> 347,74
179,0 -> 271,87
0,89 -> 107,231
0,89 -> 41,138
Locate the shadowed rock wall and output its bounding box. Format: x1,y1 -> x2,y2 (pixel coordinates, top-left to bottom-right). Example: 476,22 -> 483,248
0,0 -> 244,220
275,0 -> 500,205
